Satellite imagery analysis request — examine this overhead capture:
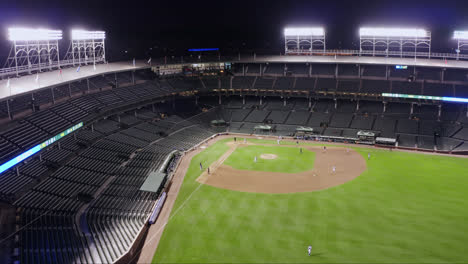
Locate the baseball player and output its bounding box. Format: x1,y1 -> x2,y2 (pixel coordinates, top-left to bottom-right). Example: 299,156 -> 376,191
368,152 -> 371,160
254,156 -> 257,163
199,162 -> 203,170
346,148 -> 350,154
308,245 -> 312,256
332,166 -> 336,173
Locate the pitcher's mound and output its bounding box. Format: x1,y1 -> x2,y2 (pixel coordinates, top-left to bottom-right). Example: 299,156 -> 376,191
260,154 -> 277,160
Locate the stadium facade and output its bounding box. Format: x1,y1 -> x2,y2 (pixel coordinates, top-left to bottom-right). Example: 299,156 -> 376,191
1,27 -> 468,263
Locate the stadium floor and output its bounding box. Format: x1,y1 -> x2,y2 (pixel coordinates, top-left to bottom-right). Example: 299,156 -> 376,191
138,134 -> 468,263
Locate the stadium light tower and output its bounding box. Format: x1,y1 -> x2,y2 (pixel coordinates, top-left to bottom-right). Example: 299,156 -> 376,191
67,30 -> 106,66
284,27 -> 325,55
453,31 -> 468,60
6,27 -> 63,76
359,27 -> 431,58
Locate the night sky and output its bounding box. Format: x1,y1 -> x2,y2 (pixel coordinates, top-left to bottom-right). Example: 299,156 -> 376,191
0,0 -> 468,62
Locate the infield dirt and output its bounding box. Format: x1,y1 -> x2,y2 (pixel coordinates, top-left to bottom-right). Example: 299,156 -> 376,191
197,141 -> 367,194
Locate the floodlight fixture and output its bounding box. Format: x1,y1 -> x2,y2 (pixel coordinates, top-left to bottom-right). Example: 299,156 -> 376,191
359,27 -> 431,58
8,27 -> 62,41
284,27 -> 324,36
454,31 -> 468,58
71,30 -> 106,40
359,27 -> 428,38
454,31 -> 468,39
65,29 -> 106,66
284,27 -> 326,54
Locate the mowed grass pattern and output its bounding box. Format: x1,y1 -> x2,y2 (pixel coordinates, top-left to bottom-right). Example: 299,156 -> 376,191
153,138 -> 468,263
224,145 -> 315,173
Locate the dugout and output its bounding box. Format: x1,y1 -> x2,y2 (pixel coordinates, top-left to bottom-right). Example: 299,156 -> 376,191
375,137 -> 397,146
295,126 -> 315,137
254,124 -> 272,133
210,119 -> 227,127
357,130 -> 376,143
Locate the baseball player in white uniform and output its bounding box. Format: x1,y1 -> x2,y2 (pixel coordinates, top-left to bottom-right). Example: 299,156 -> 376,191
308,245 -> 312,256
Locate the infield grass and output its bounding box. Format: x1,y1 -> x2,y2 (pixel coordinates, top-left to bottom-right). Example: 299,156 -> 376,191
224,145 -> 315,173
153,138 -> 468,263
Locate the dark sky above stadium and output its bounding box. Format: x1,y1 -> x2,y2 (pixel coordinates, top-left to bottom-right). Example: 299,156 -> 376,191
1,0 -> 468,61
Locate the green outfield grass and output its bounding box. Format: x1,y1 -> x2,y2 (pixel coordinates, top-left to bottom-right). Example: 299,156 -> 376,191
153,138 -> 468,263
224,145 -> 315,173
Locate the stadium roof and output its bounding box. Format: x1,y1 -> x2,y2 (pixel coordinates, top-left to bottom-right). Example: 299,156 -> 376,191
236,55 -> 468,69
0,61 -> 149,101
140,171 -> 166,193
4,53 -> 468,101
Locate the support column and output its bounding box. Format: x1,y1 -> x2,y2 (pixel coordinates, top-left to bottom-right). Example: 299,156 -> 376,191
16,166 -> 19,176
260,97 -> 263,106
309,64 -> 312,77
132,71 -> 135,84
308,97 -> 311,108
242,96 -> 245,105
218,94 -> 221,105
383,101 -> 387,113
91,124 -> 94,132
87,78 -> 90,93
334,98 -> 337,109
356,100 -> 360,111
230,76 -> 233,89
114,73 -> 118,89
438,105 -> 442,121
283,98 -> 286,106
31,93 -> 35,113
39,154 -> 42,162
195,96 -> 198,106
410,103 -> 414,115
68,83 -> 72,98
51,87 -> 55,104
117,115 -> 121,123
152,103 -> 155,112
58,142 -> 61,150
242,64 -> 245,76
6,99 -> 11,120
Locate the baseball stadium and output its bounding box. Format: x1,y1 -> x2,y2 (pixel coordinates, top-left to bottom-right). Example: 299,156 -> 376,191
1,7 -> 468,264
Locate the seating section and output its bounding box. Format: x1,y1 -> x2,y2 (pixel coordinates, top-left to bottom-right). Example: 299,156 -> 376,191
362,65 -> 386,77
417,68 -> 441,81
361,80 -> 390,94
244,110 -> 270,122
13,112 -> 216,264
264,64 -> 283,75
254,78 -> 274,90
311,64 -> 335,76
1,71 -> 468,264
